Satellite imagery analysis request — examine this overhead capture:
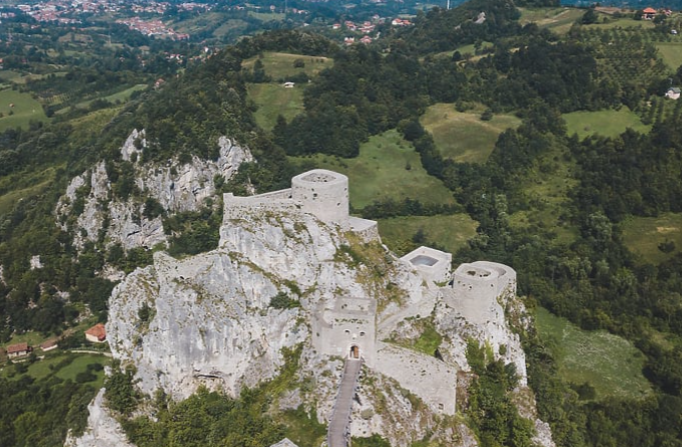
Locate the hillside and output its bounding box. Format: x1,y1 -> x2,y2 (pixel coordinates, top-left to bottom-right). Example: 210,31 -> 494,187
1,1 -> 682,447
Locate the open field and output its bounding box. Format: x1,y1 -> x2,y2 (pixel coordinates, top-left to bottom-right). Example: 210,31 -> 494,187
535,307 -> 652,400
584,16 -> 656,30
247,83 -> 305,130
0,88 -> 49,131
378,214 -> 478,256
0,166 -> 59,215
248,11 -> 285,21
563,107 -> 651,139
621,213 -> 682,264
655,42 -> 682,70
289,129 -> 456,209
242,52 -> 333,80
213,19 -> 249,38
420,103 -> 521,164
1,353 -> 109,388
519,7 -> 585,35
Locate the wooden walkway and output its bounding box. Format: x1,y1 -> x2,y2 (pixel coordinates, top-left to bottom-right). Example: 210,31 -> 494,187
327,359 -> 363,447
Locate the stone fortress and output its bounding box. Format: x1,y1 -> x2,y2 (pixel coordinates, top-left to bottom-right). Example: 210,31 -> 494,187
221,169 -> 518,418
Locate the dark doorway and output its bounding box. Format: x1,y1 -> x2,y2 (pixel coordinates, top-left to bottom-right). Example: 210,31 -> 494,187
350,345 -> 359,359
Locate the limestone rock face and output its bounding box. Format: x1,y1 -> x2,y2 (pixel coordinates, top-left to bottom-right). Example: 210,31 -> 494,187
64,388 -> 134,447
107,208 -> 418,399
55,130 -> 253,251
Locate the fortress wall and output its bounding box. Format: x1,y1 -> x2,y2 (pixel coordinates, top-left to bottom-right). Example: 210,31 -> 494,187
312,299 -> 377,367
348,217 -> 380,242
222,192 -> 298,222
375,342 -> 457,415
291,169 -> 349,225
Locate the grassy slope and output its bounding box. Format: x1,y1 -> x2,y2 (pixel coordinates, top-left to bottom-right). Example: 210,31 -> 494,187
621,213 -> 682,264
289,129 -> 456,209
420,103 -> 521,164
248,83 -> 305,130
563,108 -> 651,139
535,307 -> 652,400
378,214 -> 478,256
0,88 -> 49,131
655,41 -> 682,70
242,52 -> 333,79
518,7 -> 585,35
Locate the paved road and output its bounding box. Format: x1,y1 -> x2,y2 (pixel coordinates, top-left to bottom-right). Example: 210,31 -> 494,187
328,359 -> 363,447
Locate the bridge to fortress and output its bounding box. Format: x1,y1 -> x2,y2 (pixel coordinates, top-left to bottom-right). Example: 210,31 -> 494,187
327,359 -> 364,447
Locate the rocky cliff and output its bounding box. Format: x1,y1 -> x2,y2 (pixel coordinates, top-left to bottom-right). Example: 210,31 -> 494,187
101,195 -> 554,446
55,130 -> 253,253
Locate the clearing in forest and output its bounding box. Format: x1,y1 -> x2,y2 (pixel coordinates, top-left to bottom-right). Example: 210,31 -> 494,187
242,52 -> 333,80
563,108 -> 650,139
289,129 -> 456,210
0,88 -> 49,131
621,213 -> 682,264
519,7 -> 585,34
378,214 -> 478,257
420,103 -> 521,164
654,41 -> 682,70
248,83 -> 305,131
535,307 -> 652,401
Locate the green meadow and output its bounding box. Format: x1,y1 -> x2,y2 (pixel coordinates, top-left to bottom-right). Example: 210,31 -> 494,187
563,107 -> 651,139
378,214 -> 478,256
0,88 -> 49,131
621,213 -> 682,264
535,307 -> 652,400
242,52 -> 333,79
420,103 -> 521,164
289,129 -> 456,209
519,7 -> 585,35
248,83 -> 305,130
655,41 -> 682,70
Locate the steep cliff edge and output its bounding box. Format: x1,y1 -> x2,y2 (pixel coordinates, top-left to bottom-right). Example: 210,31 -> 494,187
100,187 -> 554,446
55,130 -> 253,253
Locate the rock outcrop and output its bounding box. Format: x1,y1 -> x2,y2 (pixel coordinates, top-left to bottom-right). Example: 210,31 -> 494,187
64,388 -> 134,447
55,130 -> 253,252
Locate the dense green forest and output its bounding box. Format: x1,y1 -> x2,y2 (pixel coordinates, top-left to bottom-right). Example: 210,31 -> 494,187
2,0 -> 682,445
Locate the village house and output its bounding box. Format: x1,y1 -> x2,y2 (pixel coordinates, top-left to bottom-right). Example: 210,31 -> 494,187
643,7 -> 657,19
85,323 -> 107,343
666,87 -> 680,100
40,339 -> 59,352
7,342 -> 31,359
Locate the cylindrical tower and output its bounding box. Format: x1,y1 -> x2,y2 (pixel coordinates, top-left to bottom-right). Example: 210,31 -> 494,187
291,169 -> 349,225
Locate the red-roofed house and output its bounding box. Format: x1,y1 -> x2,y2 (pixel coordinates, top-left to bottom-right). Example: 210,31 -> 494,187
85,323 -> 107,343
7,342 -> 31,358
643,7 -> 657,19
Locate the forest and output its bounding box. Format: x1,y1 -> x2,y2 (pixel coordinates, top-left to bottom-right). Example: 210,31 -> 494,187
1,0 -> 682,445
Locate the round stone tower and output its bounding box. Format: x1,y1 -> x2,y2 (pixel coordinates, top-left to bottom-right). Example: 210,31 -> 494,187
291,169 -> 349,226
450,261 -> 517,326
